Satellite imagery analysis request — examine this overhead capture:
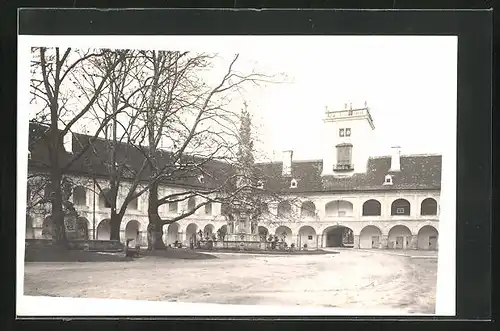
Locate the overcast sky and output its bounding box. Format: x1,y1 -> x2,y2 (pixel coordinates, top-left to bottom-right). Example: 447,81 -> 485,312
22,35 -> 457,162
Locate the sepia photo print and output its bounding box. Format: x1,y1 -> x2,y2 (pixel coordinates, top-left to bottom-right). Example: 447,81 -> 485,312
17,35 -> 457,317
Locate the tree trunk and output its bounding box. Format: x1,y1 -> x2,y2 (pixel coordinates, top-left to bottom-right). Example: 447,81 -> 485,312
109,212 -> 122,241
49,157 -> 68,248
147,181 -> 166,251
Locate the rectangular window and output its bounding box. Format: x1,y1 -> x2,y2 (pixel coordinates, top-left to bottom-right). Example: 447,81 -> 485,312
336,146 -> 352,166
308,235 -> 313,240
339,128 -> 345,137
396,207 -> 405,215
345,128 -> 351,137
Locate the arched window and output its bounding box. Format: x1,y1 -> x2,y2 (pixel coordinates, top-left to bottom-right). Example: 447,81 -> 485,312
169,201 -> 178,213
99,189 -> 112,208
421,198 -> 438,216
391,199 -> 411,216
188,197 -> 196,211
277,201 -> 292,218
73,186 -> 87,206
300,201 -> 316,218
205,202 -> 212,215
362,199 -> 381,216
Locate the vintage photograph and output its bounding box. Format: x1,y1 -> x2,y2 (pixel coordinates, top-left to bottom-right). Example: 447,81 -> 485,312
18,36 -> 457,316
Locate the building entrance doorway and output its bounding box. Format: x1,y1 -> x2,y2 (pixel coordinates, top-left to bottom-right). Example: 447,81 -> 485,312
323,226 -> 353,247
371,236 -> 380,248
395,236 -> 404,249
429,236 -> 438,250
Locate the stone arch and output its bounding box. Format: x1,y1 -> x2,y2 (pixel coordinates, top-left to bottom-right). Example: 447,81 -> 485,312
73,186 -> 87,206
125,220 -> 141,245
185,223 -> 199,245
359,225 -> 382,249
258,226 -> 269,242
362,199 -> 381,216
298,225 -> 317,249
391,199 -> 411,216
42,215 -> 53,239
76,217 -> 90,240
388,225 -> 412,249
322,225 -> 354,247
277,201 -> 292,218
96,219 -> 111,240
300,201 -> 316,218
166,222 -> 180,246
275,225 -> 293,245
417,225 -> 439,250
204,224 -> 215,237
325,200 -> 353,217
26,214 -> 34,239
421,198 -> 438,216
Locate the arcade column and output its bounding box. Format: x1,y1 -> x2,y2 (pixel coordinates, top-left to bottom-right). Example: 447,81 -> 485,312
353,235 -> 360,249
380,235 -> 389,249
410,235 -> 418,250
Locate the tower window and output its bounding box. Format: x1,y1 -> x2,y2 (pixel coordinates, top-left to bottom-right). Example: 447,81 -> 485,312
335,143 -> 353,170
339,128 -> 345,137
345,128 -> 351,137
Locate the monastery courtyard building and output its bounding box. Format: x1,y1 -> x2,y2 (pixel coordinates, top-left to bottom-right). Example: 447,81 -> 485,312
26,104 -> 440,251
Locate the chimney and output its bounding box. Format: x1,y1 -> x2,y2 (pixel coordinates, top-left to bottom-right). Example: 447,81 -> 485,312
282,150 -> 293,176
63,132 -> 73,153
389,146 -> 401,172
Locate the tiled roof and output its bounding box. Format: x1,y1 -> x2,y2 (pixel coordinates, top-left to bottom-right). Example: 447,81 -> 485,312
254,155 -> 442,193
28,122 -> 441,193
28,123 -> 234,189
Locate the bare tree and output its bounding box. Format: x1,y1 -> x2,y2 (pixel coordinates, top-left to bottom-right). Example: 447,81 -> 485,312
75,49 -> 155,241
29,47 -> 126,247
123,50 -> 281,250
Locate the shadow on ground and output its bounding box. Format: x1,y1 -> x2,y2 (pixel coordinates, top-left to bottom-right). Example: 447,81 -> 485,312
141,249 -> 218,260
196,248 -> 339,256
25,246 -> 217,262
24,246 -> 132,262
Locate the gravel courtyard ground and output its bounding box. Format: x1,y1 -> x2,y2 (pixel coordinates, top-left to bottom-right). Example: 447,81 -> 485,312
23,249 -> 438,314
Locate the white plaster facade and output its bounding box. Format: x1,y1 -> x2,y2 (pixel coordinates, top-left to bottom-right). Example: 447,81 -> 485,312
26,104 -> 440,250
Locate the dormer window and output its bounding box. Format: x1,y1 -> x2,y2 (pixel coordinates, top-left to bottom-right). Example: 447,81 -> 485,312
197,174 -> 205,183
383,174 -> 393,185
257,180 -> 264,189
27,151 -> 31,160
290,178 -> 298,188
